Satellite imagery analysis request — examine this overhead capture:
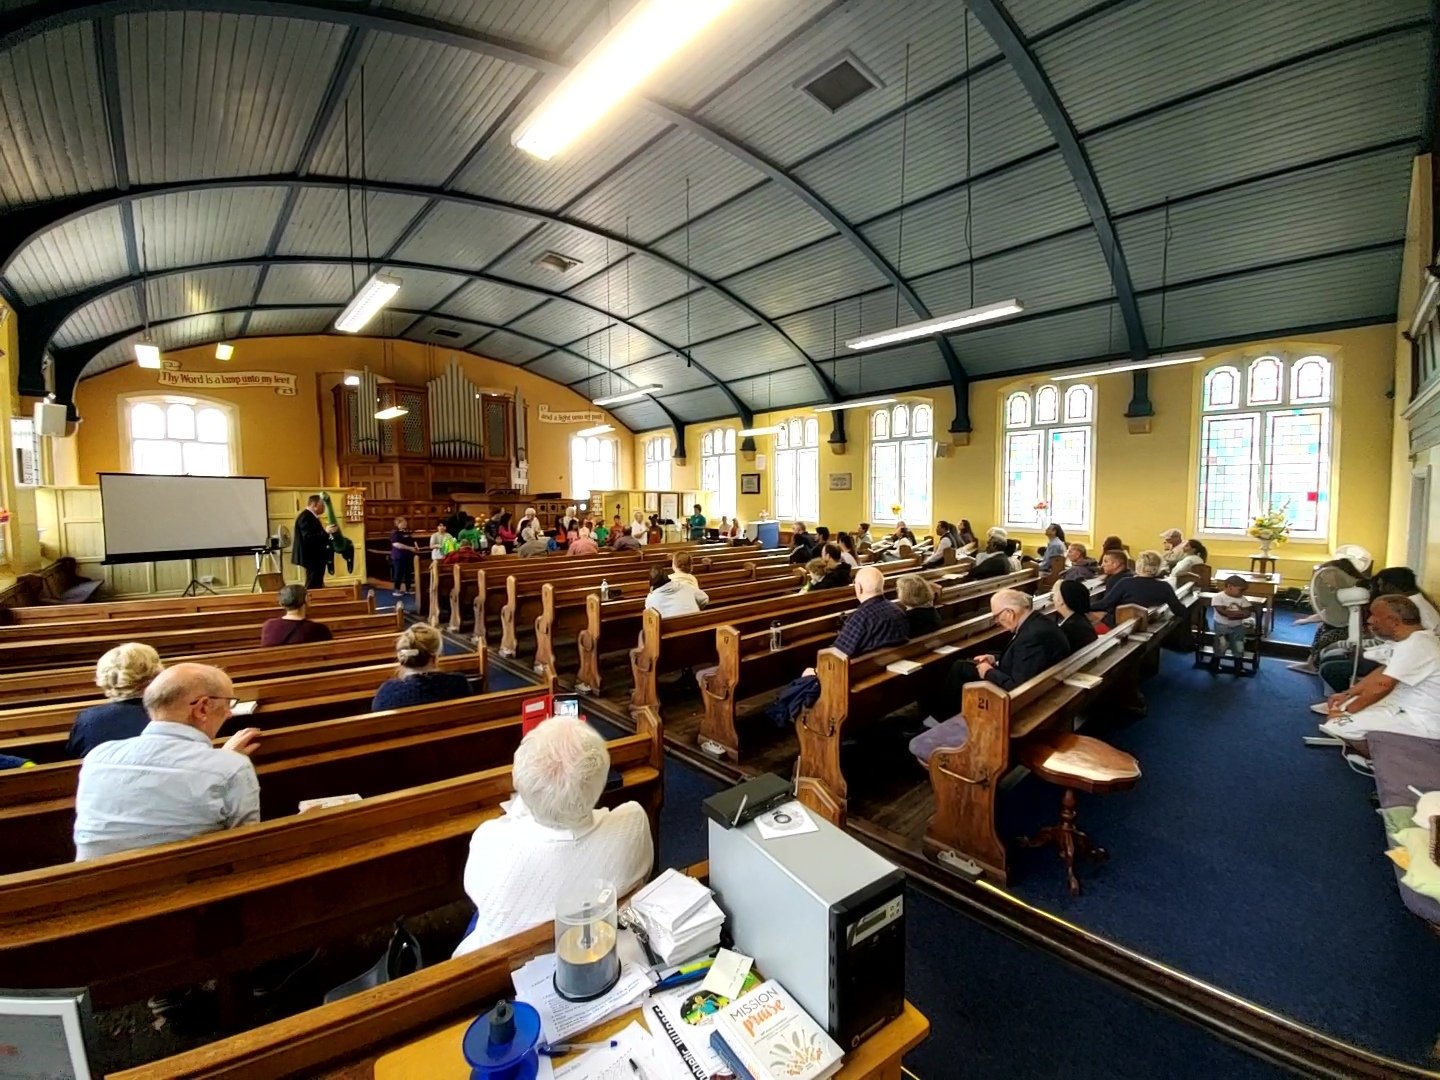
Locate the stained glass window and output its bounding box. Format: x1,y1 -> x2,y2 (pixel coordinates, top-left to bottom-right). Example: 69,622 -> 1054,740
1063,385 -> 1092,423
1035,385 -> 1059,424
1247,356 -> 1282,405
870,403 -> 933,524
1195,355 -> 1333,538
775,416 -> 819,522
643,436 -> 671,490
1203,366 -> 1240,410
128,398 -> 233,476
1002,384 -> 1092,529
701,426 -> 736,518
571,435 -> 618,499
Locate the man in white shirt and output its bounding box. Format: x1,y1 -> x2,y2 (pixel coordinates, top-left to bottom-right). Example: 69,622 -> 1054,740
1318,595 -> 1440,749
73,663 -> 262,861
453,715 -> 653,956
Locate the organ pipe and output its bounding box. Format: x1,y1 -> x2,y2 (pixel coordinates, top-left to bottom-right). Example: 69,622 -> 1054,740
427,356 -> 484,461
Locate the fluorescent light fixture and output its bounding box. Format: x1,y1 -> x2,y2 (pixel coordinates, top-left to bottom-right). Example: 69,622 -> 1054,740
592,384 -> 663,406
214,342 -> 234,361
1050,353 -> 1206,382
512,0 -> 739,160
375,405 -> 409,420
134,343 -> 161,369
335,273 -> 402,333
737,425 -> 784,436
575,423 -> 615,437
845,298 -> 1024,351
343,374 -> 361,386
813,396 -> 897,414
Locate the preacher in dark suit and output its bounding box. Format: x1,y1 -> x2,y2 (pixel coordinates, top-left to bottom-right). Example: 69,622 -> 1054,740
291,494 -> 336,589
924,588 -> 1072,720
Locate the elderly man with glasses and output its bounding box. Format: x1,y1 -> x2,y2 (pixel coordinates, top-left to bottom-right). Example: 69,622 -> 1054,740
73,662 -> 262,861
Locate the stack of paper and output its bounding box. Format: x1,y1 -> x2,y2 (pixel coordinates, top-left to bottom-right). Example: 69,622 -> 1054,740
511,931 -> 656,1043
627,868 -> 725,964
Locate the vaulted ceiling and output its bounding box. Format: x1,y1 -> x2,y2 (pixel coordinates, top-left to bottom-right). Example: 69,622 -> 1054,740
0,0 -> 1429,433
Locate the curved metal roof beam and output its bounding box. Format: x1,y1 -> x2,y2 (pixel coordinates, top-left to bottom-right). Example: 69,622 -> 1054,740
26,255 -> 744,422
0,174 -> 790,416
0,1 -> 850,404
964,0 -> 1149,360
52,302 -> 686,435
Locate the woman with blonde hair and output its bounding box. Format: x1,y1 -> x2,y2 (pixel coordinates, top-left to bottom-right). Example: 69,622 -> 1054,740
66,643 -> 164,757
896,573 -> 941,637
370,624 -> 471,711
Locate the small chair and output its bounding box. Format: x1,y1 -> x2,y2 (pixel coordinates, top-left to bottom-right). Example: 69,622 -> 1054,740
1018,733 -> 1140,895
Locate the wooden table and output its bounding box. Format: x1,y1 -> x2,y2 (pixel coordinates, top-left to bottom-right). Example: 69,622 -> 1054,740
371,1000 -> 929,1080
1214,569 -> 1282,633
1248,554 -> 1278,576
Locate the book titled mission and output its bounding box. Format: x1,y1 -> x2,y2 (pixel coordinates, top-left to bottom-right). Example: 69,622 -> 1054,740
713,979 -> 844,1080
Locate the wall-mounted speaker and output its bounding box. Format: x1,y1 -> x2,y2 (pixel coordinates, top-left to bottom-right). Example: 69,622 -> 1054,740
33,401 -> 67,437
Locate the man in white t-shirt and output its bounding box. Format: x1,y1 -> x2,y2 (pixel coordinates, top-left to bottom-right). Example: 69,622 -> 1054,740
1318,595 -> 1440,749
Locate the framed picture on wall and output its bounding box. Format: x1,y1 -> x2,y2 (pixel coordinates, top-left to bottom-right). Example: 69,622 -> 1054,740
828,472 -> 852,491
644,491 -> 659,513
660,493 -> 679,522
0,987 -> 100,1079
741,473 -> 761,495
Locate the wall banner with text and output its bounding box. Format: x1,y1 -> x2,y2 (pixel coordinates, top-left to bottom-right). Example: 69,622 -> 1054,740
156,370 -> 298,395
536,405 -> 604,425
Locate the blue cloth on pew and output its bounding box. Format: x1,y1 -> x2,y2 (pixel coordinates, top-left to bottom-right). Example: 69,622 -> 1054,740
909,715 -> 970,766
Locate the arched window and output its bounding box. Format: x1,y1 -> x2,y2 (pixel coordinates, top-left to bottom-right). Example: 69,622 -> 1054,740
870,402 -> 933,525
1197,353 -> 1334,538
1001,383 -> 1093,530
643,435 -> 672,490
701,426 -> 737,518
571,434 -> 618,500
1202,365 -> 1241,410
775,415 -> 819,522
125,396 -> 234,475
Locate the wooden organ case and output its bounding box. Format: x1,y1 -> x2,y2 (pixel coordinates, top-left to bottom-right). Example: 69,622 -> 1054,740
335,361 -> 516,536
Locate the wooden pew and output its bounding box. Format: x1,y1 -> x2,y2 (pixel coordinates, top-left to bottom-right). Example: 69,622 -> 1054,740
460,543 -> 779,641
922,589 -> 1197,883
0,711 -> 663,1010
0,609 -> 403,673
0,685 -> 537,874
415,540 -> 742,625
0,632 -> 405,709
698,569 -> 1037,762
625,559 -> 952,711
546,570 -> 806,690
0,649 -> 483,763
506,556 -> 797,659
0,597 -> 373,646
0,583 -> 360,625
111,864 -> 928,1080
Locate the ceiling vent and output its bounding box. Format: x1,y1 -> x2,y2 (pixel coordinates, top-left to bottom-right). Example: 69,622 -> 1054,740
534,250 -> 583,274
430,326 -> 464,340
798,52 -> 882,113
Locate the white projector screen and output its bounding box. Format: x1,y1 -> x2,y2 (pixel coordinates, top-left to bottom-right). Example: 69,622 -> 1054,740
99,473 -> 271,564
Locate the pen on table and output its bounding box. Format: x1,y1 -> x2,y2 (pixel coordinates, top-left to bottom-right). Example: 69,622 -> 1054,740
629,1057 -> 652,1080
654,957 -> 714,990
536,1039 -> 618,1057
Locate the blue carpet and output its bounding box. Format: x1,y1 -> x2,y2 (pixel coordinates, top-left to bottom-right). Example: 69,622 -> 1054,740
1266,606 -> 1313,646
649,751 -> 1291,1077
998,648 -> 1440,1065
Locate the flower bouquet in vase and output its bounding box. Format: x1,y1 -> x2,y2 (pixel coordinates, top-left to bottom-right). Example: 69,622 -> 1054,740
1033,500 -> 1049,530
1247,504 -> 1291,557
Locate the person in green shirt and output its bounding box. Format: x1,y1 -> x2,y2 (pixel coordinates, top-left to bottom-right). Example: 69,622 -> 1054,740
687,504 -> 707,542
455,514 -> 484,550
593,520 -> 610,544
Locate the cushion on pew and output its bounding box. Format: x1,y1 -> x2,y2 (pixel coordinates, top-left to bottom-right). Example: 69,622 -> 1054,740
909,714 -> 970,766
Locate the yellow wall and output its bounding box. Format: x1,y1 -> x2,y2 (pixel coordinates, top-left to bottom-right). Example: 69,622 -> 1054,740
0,297 -> 42,578
1387,155 -> 1434,586
69,336 -> 636,494
636,324 -> 1395,584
